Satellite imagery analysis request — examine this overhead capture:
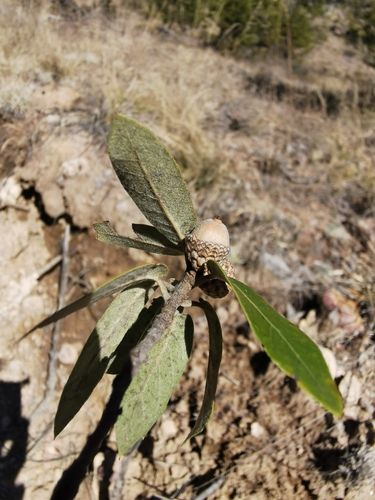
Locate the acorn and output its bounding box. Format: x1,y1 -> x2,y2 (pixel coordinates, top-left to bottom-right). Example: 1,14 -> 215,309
185,218 -> 235,298
185,218 -> 230,272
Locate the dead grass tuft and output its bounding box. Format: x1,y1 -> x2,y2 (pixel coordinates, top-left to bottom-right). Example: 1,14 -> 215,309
0,2 -> 235,181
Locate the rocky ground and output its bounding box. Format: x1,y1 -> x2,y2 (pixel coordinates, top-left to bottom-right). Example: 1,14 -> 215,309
0,2 -> 374,499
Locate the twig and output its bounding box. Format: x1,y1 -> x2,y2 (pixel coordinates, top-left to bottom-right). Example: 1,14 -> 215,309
193,476 -> 225,500
36,254 -> 63,280
46,224 -> 71,397
131,269 -> 196,373
31,224 -> 70,418
109,448 -> 138,500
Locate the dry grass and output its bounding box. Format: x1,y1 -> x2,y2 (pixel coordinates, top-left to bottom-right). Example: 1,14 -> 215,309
1,1 -> 374,193
0,1 -> 374,261
0,2 -> 237,182
1,3 -> 374,498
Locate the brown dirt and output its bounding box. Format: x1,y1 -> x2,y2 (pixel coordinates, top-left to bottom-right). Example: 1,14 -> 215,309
0,2 -> 374,499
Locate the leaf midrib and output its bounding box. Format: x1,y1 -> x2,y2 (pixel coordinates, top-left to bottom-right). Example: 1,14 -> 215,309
99,289 -> 146,359
124,127 -> 185,241
233,281 -> 324,386
121,316 -> 185,429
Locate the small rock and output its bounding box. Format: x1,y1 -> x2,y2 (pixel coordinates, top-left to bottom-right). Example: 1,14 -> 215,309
340,372 -> 362,419
44,114 -> 61,126
323,288 -> 364,334
42,184 -> 65,218
62,157 -> 89,177
319,346 -> 339,379
251,422 -> 266,438
299,310 -> 318,341
206,420 -> 227,441
170,463 -> 188,479
0,176 -> 22,207
58,343 -> 79,365
159,417 -> 178,441
260,252 -> 292,279
324,223 -> 352,241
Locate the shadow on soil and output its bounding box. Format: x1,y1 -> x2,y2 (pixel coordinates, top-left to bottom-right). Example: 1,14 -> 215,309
0,380 -> 29,500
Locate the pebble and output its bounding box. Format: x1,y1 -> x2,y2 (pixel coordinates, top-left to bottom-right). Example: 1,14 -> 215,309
340,372 -> 362,419
58,343 -> 79,365
260,252 -> 292,279
62,157 -> 89,177
0,176 -> 22,207
251,421 -> 266,438
45,114 -> 61,126
170,463 -> 188,479
319,345 -> 338,378
159,417 -> 178,440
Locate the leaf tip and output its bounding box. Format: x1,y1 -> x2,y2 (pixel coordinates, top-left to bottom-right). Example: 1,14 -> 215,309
53,420 -> 62,439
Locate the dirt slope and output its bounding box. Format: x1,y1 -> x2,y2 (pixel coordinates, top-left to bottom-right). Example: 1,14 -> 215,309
0,3 -> 374,499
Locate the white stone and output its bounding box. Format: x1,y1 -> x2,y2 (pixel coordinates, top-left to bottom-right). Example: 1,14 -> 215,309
58,343 -> 79,365
45,114 -> 61,126
319,345 -> 338,378
251,422 -> 266,438
159,417 -> 178,440
260,252 -> 292,279
340,372 -> 362,418
0,176 -> 22,207
62,157 -> 89,177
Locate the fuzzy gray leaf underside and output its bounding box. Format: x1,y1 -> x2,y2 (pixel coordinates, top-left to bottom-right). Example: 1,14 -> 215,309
94,221 -> 183,255
24,264 -> 168,336
106,296 -> 165,375
54,284 -> 154,436
132,223 -> 184,253
108,114 -> 197,244
115,312 -> 194,455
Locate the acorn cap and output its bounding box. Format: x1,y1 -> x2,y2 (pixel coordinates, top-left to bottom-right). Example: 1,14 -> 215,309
200,279 -> 229,299
220,258 -> 235,279
197,259 -> 235,298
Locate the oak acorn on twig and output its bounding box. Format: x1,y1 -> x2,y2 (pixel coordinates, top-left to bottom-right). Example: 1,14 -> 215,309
185,218 -> 235,298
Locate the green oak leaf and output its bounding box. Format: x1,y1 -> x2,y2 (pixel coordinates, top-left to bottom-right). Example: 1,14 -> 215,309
94,221 -> 183,256
132,223 -> 184,253
106,296 -> 164,375
54,284 -> 152,437
209,261 -> 343,417
187,299 -> 223,440
108,114 -> 197,244
115,312 -> 194,454
22,264 -> 167,339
